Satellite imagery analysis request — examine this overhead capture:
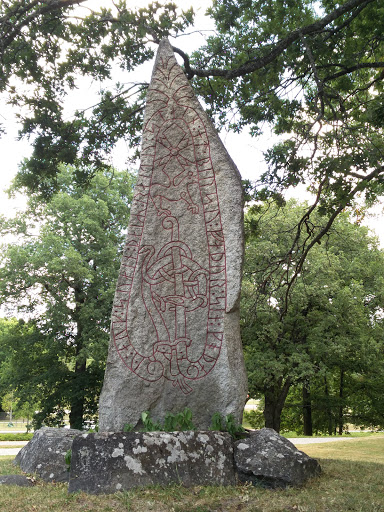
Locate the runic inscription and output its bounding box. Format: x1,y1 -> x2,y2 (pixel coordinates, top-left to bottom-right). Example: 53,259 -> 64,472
99,38 -> 247,432
111,53 -> 226,395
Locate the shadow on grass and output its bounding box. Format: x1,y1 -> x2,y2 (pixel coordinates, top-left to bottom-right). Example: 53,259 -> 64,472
0,455 -> 383,511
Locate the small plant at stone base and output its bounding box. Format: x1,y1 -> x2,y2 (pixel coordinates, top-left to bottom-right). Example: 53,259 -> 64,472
178,408 -> 195,430
65,449 -> 72,472
210,412 -> 224,431
224,414 -> 246,439
164,408 -> 195,431
141,411 -> 162,432
123,409 -> 244,437
163,412 -> 179,432
210,412 -> 246,439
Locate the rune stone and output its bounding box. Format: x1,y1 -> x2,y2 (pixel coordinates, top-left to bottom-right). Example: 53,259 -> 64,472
99,39 -> 247,431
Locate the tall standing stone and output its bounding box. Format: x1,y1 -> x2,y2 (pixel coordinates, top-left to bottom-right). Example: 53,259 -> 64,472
99,39 -> 247,431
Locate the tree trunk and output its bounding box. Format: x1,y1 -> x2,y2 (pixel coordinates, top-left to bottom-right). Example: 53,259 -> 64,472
338,369 -> 344,435
324,376 -> 334,435
263,378 -> 292,433
69,357 -> 86,430
303,382 -> 313,436
70,287 -> 87,430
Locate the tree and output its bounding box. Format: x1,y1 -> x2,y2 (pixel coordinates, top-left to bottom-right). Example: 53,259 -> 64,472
242,200 -> 316,431
0,318 -> 42,424
0,166 -> 134,428
242,199 -> 384,432
190,0 -> 384,298
3,1 -> 384,293
1,1 -> 194,196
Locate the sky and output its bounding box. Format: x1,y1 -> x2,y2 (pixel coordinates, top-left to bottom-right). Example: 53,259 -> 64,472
0,0 -> 383,244
0,0 -> 269,214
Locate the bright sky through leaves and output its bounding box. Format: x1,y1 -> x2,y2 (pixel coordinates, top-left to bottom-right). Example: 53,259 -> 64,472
0,0 -> 383,244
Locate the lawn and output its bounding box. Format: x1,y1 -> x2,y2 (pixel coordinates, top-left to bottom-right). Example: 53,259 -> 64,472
0,437 -> 383,511
0,421 -> 31,432
294,435 -> 384,463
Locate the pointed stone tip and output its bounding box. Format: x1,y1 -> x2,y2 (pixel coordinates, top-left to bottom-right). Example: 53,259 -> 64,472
158,37 -> 173,54
151,37 -> 177,79
159,37 -> 170,46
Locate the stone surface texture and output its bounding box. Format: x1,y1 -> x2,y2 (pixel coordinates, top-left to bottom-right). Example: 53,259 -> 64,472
0,475 -> 34,487
14,427 -> 81,482
99,38 -> 247,431
234,428 -> 321,488
68,430 -> 236,494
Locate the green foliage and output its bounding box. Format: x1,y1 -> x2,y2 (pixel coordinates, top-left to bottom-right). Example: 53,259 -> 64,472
210,412 -> 224,431
0,433 -> 33,442
121,409 -> 243,438
3,0 -> 384,223
210,412 -> 246,439
193,0 -> 384,198
242,199 -> 384,433
163,408 -> 195,432
224,414 -> 246,439
139,409 -> 195,432
1,1 -> 194,197
140,411 -> 162,432
0,166 -> 135,429
243,410 -> 265,430
65,449 -> 72,472
189,0 -> 384,285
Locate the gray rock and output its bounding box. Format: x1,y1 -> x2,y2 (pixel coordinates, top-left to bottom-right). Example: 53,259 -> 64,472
234,428 -> 321,488
68,430 -> 235,494
0,475 -> 34,487
99,38 -> 247,431
14,427 -> 81,482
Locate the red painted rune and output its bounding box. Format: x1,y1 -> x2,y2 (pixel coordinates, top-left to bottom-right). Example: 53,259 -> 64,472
110,54 -> 227,395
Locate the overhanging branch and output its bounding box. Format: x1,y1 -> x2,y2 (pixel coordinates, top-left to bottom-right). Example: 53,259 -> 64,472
281,164 -> 384,313
1,0 -> 87,51
172,0 -> 376,80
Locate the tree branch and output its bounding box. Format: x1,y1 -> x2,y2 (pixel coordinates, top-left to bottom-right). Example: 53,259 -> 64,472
323,0 -> 372,38
171,45 -> 194,79
173,0 -> 376,79
323,62 -> 384,82
1,0 -> 87,51
282,164 -> 384,312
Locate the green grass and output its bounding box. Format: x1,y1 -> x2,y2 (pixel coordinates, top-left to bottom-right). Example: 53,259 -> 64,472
0,421 -> 31,431
281,430 -> 383,438
0,444 -> 26,449
0,438 -> 383,511
0,433 -> 33,442
295,435 -> 384,463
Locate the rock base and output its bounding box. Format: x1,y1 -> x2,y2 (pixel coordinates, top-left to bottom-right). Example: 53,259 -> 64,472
68,430 -> 236,494
13,427 -> 321,492
14,427 -> 81,483
234,428 -> 321,488
0,475 -> 34,487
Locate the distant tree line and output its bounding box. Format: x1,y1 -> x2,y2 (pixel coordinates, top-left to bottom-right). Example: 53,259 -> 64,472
1,182 -> 384,433
1,0 -> 384,432
0,166 -> 134,429
242,200 -> 384,434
